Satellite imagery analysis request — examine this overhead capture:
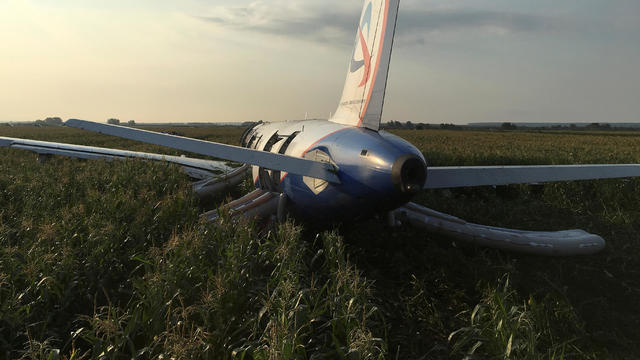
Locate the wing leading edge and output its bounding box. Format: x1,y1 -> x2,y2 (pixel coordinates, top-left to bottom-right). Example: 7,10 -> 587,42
65,119 -> 340,184
425,165 -> 640,189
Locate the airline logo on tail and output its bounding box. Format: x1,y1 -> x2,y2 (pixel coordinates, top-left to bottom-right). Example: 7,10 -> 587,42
350,2 -> 373,88
332,0 -> 397,131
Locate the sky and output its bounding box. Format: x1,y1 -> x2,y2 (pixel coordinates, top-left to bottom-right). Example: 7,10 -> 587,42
1,0 -> 639,124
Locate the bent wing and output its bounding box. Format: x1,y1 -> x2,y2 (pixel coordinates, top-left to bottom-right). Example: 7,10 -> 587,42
0,136 -> 235,180
425,165 -> 640,189
65,119 -> 340,183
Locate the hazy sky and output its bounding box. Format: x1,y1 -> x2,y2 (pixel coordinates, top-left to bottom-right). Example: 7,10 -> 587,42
1,0 -> 639,124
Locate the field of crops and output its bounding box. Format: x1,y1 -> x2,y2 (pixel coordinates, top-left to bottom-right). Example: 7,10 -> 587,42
1,125 -> 640,359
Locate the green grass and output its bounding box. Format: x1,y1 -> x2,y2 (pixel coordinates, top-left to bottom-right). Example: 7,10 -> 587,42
1,125 -> 640,359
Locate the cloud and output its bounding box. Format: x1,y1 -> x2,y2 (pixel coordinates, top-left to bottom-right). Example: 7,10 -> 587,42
199,1 -> 563,46
200,1 -> 358,45
400,10 -> 562,34
395,9 -> 568,46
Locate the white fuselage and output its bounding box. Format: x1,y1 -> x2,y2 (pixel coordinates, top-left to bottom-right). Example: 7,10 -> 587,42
241,120 -> 427,222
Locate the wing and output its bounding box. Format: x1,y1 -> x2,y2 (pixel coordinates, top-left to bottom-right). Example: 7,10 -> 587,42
65,119 -> 340,183
0,136 -> 234,180
392,202 -> 605,256
425,165 -> 640,189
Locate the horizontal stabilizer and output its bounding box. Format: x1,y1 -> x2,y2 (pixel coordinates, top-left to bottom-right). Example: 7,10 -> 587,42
65,119 -> 340,183
426,165 -> 640,189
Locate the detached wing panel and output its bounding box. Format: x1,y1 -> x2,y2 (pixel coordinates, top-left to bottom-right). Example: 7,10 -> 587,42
426,165 -> 640,189
0,136 -> 234,180
65,119 -> 340,183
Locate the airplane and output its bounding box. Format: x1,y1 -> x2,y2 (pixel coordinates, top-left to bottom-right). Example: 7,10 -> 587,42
3,0 -> 640,256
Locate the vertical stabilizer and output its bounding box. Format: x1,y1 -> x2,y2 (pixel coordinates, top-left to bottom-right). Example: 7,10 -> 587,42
330,0 -> 400,131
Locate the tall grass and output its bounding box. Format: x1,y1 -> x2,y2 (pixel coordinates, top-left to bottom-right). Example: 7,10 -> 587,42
448,276 -> 592,359
3,126 -> 640,358
0,144 -> 384,359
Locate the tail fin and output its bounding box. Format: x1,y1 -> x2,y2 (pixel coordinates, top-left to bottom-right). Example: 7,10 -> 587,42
330,0 -> 400,131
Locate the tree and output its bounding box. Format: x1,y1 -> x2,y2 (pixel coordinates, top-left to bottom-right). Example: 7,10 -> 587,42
440,123 -> 460,130
501,122 -> 517,130
127,120 -> 136,126
44,117 -> 63,126
107,118 -> 120,125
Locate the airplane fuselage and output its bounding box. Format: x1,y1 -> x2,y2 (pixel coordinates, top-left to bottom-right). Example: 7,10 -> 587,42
242,120 -> 427,222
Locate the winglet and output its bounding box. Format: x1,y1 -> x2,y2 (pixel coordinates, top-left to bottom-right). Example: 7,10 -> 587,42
330,0 -> 400,131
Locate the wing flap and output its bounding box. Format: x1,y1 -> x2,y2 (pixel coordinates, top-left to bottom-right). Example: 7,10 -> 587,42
65,119 -> 340,183
426,165 -> 640,189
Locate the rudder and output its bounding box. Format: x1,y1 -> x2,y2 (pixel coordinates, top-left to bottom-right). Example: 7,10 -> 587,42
330,0 -> 400,131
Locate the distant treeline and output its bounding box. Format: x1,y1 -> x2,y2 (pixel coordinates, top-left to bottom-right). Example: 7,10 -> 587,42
381,121 -> 474,130
381,121 -> 640,131
3,118 -> 638,132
